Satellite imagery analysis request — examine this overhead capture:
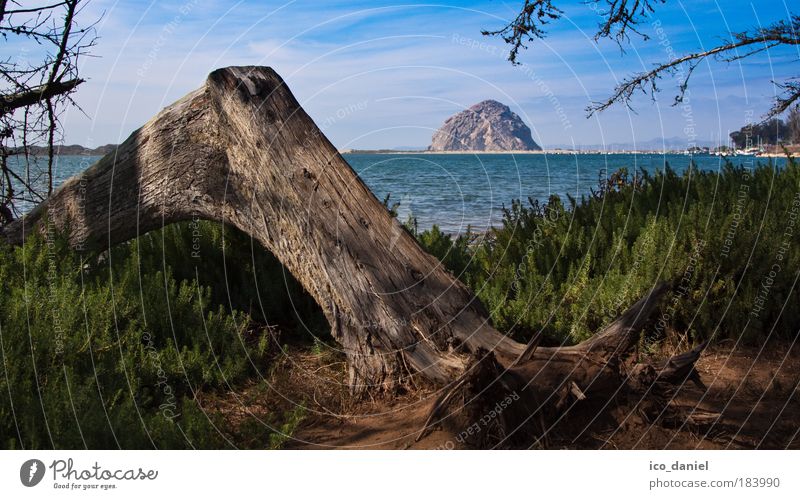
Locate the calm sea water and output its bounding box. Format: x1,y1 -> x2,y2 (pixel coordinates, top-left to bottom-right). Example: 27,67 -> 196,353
24,153 -> 786,233
344,153 -> 785,232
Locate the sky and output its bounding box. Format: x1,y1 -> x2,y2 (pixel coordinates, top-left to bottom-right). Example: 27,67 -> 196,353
28,0 -> 800,149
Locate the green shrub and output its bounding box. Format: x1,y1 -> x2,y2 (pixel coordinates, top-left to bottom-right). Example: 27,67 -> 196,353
417,159 -> 800,346
0,221 -> 323,449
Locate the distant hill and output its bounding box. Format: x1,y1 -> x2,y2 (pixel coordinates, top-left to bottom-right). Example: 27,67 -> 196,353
429,100 -> 540,152
10,144 -> 117,156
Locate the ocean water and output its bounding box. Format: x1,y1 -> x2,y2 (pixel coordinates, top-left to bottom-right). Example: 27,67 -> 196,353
17,153 -> 785,233
344,153 -> 785,233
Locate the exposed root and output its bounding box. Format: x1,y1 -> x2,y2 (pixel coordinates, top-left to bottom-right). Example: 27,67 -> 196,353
416,349 -> 537,448
415,284 -> 714,448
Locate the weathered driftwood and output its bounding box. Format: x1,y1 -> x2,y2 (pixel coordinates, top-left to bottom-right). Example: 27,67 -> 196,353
2,66 -> 705,444
4,66 -> 486,389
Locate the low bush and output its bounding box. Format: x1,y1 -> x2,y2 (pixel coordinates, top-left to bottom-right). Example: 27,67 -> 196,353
417,159 -> 800,346
0,221 -> 325,449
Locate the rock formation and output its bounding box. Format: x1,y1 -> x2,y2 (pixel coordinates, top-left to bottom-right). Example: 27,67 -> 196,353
429,100 -> 540,151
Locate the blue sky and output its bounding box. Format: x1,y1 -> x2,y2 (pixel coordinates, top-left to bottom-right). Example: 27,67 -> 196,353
51,0 -> 799,149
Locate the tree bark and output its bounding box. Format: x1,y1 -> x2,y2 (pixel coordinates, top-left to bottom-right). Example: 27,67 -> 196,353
2,67 -> 703,428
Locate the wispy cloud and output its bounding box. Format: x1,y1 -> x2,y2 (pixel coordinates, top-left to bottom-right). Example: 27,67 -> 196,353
59,0 -> 796,149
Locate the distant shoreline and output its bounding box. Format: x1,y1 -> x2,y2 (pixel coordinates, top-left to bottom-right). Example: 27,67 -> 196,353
340,149 -> 793,158
14,145 -> 794,158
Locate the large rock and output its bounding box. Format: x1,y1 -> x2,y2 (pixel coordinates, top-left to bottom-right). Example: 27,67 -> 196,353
429,100 -> 540,151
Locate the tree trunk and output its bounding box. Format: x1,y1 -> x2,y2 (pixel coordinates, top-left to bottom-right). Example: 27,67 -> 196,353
2,66 -> 516,389
2,67 -> 704,441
